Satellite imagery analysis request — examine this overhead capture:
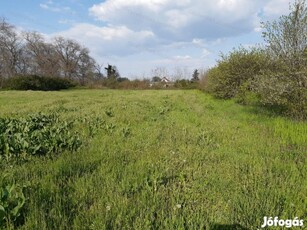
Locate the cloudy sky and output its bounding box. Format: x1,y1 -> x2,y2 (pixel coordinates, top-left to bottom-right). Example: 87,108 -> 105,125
0,0 -> 295,78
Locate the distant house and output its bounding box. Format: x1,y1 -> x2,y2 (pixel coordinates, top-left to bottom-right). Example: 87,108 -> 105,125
161,77 -> 170,83
160,77 -> 173,87
150,76 -> 174,88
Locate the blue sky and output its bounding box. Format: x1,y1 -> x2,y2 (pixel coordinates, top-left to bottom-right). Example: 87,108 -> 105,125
0,0 -> 295,78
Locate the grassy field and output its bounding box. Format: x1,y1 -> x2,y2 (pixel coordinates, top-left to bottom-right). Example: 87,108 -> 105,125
0,89 -> 306,229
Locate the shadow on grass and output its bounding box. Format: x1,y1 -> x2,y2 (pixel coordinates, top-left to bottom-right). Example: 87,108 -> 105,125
241,101 -> 305,121
211,223 -> 249,230
244,104 -> 285,118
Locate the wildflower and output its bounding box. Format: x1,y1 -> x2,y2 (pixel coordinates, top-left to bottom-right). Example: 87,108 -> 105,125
173,204 -> 182,210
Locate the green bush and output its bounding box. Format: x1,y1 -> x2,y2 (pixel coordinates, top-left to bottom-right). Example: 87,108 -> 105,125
174,79 -> 198,89
205,66 -> 234,98
4,75 -> 76,91
255,71 -> 307,119
118,79 -> 150,89
204,1 -> 307,119
205,47 -> 277,99
234,80 -> 260,105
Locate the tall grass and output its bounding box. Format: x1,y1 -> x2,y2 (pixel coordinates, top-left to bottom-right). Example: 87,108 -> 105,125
0,90 -> 306,229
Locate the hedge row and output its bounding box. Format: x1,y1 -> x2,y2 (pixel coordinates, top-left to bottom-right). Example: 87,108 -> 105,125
3,75 -> 76,91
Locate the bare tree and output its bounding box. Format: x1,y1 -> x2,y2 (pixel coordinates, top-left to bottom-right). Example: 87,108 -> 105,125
53,37 -> 96,84
77,48 -> 96,85
0,18 -> 23,78
172,67 -> 188,81
23,31 -> 60,76
53,37 -> 82,79
94,62 -> 105,80
151,67 -> 169,80
0,20 -> 98,86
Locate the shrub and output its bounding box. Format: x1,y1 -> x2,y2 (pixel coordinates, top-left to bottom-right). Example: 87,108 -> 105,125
234,80 -> 260,105
4,75 -> 76,91
205,47 -> 276,99
0,77 -> 5,89
40,76 -> 76,90
198,70 -> 209,90
118,79 -> 150,89
255,71 -> 307,119
174,79 -> 198,89
205,66 -> 233,98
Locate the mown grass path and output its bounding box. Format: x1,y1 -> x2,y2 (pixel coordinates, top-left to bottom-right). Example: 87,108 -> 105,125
0,90 -> 306,229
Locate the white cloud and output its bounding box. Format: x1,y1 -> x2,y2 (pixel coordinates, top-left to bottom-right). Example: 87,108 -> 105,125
49,0 -> 297,77
58,19 -> 75,25
263,0 -> 294,19
40,1 -> 74,13
254,27 -> 263,33
164,10 -> 190,29
173,55 -> 192,60
89,0 -> 267,41
54,23 -> 155,56
201,48 -> 211,58
40,3 -> 62,12
192,38 -> 206,47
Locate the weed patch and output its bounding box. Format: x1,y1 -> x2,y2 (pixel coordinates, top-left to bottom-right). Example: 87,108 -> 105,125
0,113 -> 81,162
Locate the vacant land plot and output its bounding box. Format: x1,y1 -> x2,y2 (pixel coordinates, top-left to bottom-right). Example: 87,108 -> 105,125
0,90 -> 306,229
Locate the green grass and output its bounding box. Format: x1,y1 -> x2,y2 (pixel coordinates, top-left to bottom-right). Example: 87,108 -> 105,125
0,89 -> 306,229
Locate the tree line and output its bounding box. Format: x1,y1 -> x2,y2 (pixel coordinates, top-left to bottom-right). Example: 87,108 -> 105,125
0,18 -> 124,88
203,0 -> 307,119
0,18 -> 198,90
